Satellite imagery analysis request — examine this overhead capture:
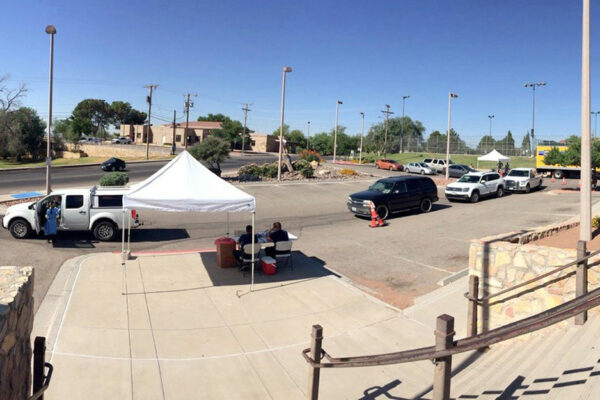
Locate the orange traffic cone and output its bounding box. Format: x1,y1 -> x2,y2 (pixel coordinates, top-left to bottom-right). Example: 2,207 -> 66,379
551,175 -> 555,183
369,202 -> 378,228
562,177 -> 567,185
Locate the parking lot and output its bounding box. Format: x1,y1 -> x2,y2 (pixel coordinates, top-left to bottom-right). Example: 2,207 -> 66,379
1,170 -> 594,310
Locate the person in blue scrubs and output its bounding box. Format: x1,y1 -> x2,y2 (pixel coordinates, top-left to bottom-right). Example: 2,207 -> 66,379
44,201 -> 60,244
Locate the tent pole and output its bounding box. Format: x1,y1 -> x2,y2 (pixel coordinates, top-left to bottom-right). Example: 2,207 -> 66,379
127,211 -> 131,253
227,212 -> 230,237
251,212 -> 255,291
121,209 -> 126,264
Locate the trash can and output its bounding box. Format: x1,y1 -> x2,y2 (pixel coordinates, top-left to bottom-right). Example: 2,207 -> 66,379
214,237 -> 237,268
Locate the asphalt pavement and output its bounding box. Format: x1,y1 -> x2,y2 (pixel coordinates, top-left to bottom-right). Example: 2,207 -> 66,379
0,152 -> 280,195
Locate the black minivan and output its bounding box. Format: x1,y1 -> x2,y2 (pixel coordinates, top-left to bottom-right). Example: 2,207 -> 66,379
347,176 -> 439,220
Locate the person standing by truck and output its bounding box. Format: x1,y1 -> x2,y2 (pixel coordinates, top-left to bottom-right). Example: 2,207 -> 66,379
44,201 -> 60,244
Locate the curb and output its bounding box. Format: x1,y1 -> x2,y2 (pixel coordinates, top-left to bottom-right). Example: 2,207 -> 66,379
0,158 -> 172,173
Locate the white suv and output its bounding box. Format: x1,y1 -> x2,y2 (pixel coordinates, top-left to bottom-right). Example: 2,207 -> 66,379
445,171 -> 505,203
424,158 -> 454,173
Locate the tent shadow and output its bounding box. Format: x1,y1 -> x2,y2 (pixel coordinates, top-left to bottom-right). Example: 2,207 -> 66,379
199,250 -> 338,289
128,228 -> 190,242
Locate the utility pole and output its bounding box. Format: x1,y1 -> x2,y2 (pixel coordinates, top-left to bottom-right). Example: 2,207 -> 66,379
381,104 -> 394,159
400,95 -> 409,153
144,84 -> 158,160
241,103 -> 251,153
171,110 -> 177,155
307,121 -> 311,149
524,82 -> 546,155
45,25 -> 56,195
580,0 -> 591,242
184,93 -> 196,150
333,100 -> 343,162
278,67 -> 292,181
359,112 -> 365,164
446,93 -> 458,180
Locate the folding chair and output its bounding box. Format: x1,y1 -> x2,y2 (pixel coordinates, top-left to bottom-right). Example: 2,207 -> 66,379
240,243 -> 260,276
274,240 -> 293,271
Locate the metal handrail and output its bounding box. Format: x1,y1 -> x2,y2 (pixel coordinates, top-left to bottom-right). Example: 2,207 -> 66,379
27,362 -> 53,400
465,248 -> 600,303
302,285 -> 600,368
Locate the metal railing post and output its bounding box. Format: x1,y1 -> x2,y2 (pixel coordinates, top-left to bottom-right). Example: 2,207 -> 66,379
33,337 -> 46,400
307,325 -> 323,400
467,275 -> 479,337
433,314 -> 455,400
576,240 -> 588,325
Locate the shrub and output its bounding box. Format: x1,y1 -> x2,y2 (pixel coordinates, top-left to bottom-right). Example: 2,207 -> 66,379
593,216 -> 600,229
100,172 -> 129,186
238,163 -> 262,176
292,159 -> 314,178
260,163 -> 279,178
299,149 -> 324,163
300,167 -> 314,178
189,136 -> 230,170
163,142 -> 172,146
339,168 -> 358,176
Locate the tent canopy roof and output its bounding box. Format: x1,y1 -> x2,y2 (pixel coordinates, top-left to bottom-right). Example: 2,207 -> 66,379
122,151 -> 255,212
477,149 -> 510,162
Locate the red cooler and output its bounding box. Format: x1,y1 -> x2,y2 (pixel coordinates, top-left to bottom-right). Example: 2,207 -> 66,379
214,237 -> 237,268
260,256 -> 277,275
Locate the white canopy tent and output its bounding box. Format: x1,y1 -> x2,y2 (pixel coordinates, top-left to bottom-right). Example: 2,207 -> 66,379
477,149 -> 511,168
121,151 -> 259,287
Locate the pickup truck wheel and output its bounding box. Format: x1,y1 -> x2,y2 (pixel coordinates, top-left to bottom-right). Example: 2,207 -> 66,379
9,218 -> 31,239
525,184 -> 531,193
93,220 -> 117,241
496,186 -> 504,198
470,191 -> 480,203
376,205 -> 389,220
420,198 -> 432,213
553,170 -> 564,180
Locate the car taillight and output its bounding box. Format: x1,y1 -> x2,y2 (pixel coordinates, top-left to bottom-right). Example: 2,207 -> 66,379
131,210 -> 136,219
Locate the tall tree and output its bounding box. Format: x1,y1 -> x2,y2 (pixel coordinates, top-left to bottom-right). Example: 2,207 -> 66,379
521,131 -> 531,155
476,135 -> 496,154
198,113 -> 247,147
73,99 -> 111,138
496,130 -> 516,156
364,116 -> 425,154
3,107 -> 46,159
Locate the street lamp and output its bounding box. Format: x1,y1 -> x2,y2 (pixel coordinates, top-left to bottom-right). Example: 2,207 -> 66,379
306,121 -> 310,149
277,66 -> 292,181
45,25 -> 56,195
333,100 -> 343,162
524,81 -> 546,155
591,111 -> 600,139
488,115 -> 495,136
446,92 -> 458,180
359,112 -> 365,164
580,0 -> 591,246
400,95 -> 410,153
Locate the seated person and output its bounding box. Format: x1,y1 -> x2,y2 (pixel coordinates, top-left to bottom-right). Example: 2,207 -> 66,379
265,221 -> 289,257
234,225 -> 259,264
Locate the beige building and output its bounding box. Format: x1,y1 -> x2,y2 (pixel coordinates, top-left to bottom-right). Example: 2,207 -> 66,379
120,121 -> 222,147
249,133 -> 279,152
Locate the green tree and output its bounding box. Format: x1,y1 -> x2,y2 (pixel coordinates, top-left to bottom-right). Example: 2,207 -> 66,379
496,130 -> 516,155
310,132 -> 333,155
426,131 -> 445,153
364,116 -> 425,154
189,136 -> 230,170
110,101 -> 147,128
476,135 -> 496,154
521,131 -> 531,155
198,113 -> 247,148
54,117 -> 94,146
73,99 -> 111,138
3,107 -> 46,159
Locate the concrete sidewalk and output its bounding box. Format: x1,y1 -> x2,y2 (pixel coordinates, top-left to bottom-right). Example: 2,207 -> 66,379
32,250 -> 474,399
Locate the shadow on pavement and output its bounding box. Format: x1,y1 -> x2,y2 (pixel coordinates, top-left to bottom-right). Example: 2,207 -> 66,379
129,228 -> 190,242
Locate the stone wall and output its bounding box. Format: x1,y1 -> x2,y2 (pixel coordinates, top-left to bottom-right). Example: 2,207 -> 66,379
0,267 -> 34,400
468,219 -> 600,331
66,143 -> 168,158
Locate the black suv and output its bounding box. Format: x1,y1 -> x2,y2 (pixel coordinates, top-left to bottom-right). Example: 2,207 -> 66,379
101,157 -> 126,171
347,176 -> 439,220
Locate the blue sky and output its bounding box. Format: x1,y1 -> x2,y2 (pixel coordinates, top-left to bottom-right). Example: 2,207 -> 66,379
0,0 -> 597,146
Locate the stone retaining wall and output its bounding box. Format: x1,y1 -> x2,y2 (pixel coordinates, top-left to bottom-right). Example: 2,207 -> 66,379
0,267 -> 34,400
468,219 -> 600,331
66,143 -> 167,158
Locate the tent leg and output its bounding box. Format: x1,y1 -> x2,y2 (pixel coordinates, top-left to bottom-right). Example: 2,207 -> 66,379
121,209 -> 126,264
251,212 -> 255,291
127,211 -> 132,253
227,212 -> 230,237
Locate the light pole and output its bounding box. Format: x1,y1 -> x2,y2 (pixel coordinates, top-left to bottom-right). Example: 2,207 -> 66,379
359,112 -> 365,164
45,25 -> 56,195
488,115 -> 495,136
333,100 -> 342,162
591,111 -> 599,139
400,95 -> 409,153
306,121 -> 310,149
277,67 -> 292,181
446,92 -> 458,180
524,81 -> 546,155
580,0 -> 591,245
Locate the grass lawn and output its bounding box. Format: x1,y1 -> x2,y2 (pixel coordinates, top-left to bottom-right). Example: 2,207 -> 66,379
0,154 -> 175,169
364,152 -> 535,169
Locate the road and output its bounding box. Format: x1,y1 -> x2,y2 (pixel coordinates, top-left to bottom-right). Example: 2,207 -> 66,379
0,152 -> 280,194
0,173 -> 592,313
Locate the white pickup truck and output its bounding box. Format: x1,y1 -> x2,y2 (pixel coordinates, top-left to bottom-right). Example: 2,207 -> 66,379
504,168 -> 543,193
2,186 -> 140,241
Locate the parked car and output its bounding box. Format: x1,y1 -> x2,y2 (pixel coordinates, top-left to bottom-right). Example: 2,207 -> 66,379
504,168 -> 543,193
79,137 -> 102,144
2,186 -> 140,241
101,157 -> 126,171
375,159 -> 403,171
445,171 -> 505,203
424,158 -> 454,173
442,164 -> 477,178
405,162 -> 436,175
112,137 -> 132,144
347,176 -> 439,219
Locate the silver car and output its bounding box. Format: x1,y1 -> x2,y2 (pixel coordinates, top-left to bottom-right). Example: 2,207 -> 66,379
405,162 -> 436,175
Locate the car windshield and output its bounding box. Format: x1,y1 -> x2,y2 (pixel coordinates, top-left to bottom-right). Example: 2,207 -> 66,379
369,181 -> 395,194
419,163 -> 428,167
458,175 -> 481,183
508,170 -> 529,177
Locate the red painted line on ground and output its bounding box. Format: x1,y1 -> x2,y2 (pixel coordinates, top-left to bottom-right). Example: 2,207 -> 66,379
112,248 -> 215,256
